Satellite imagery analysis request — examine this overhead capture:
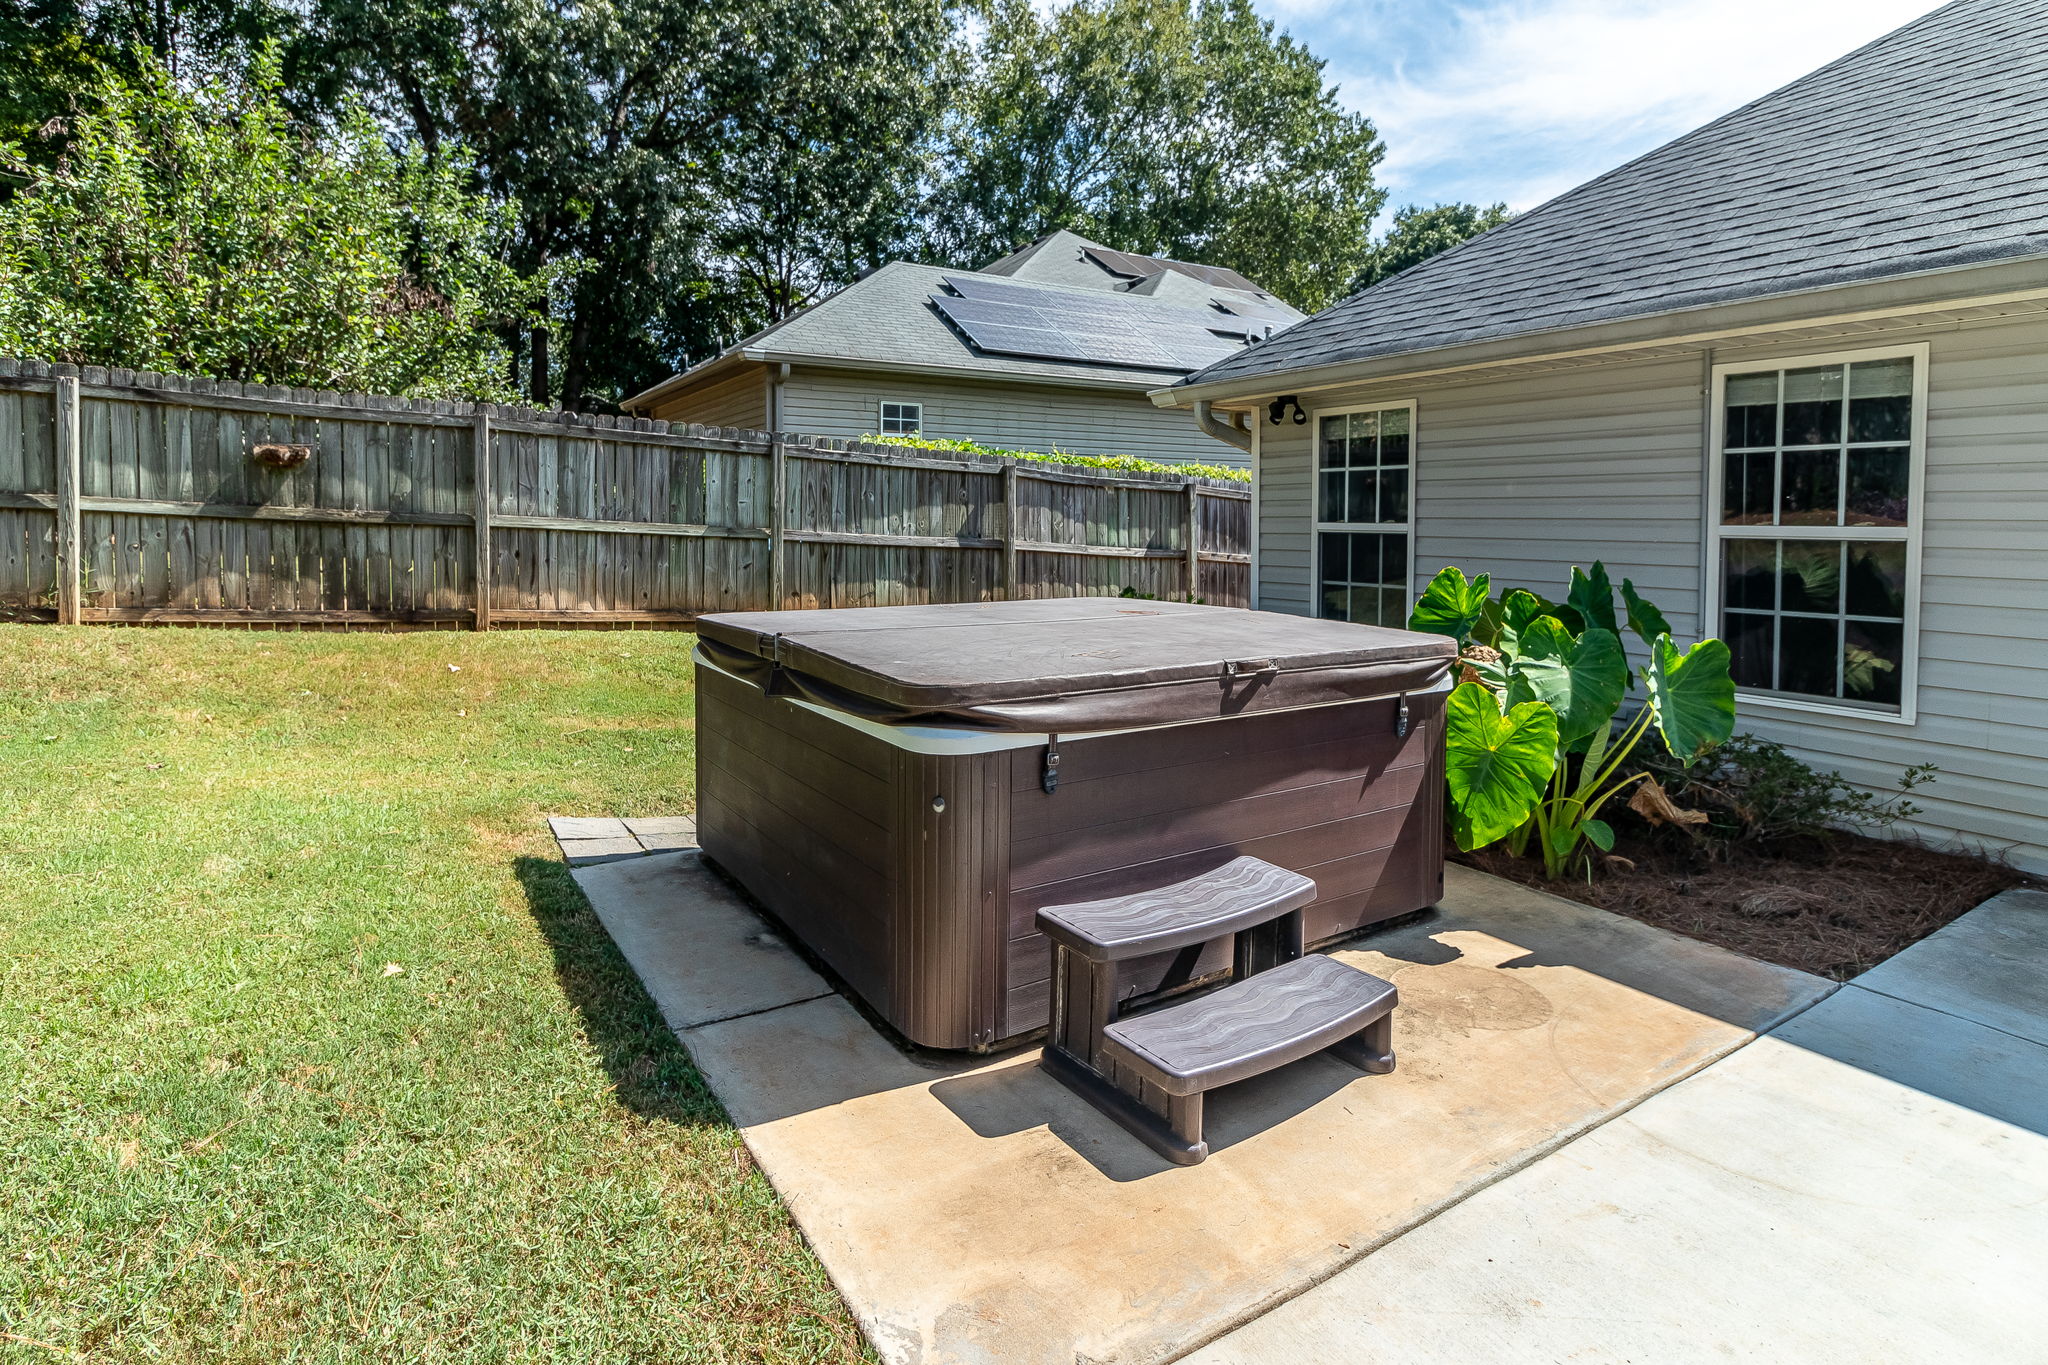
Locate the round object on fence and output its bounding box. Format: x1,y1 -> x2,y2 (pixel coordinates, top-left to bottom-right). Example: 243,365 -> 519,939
252,442 -> 313,469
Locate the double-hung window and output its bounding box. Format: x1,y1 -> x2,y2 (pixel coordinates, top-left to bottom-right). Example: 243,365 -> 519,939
1314,403 -> 1414,628
879,401 -> 922,435
1708,345 -> 1925,719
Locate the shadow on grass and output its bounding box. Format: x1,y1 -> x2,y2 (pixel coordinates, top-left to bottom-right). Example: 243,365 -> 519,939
514,854 -> 729,1127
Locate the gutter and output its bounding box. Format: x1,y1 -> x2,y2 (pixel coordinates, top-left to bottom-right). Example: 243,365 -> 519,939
749,350 -> 1173,394
627,347 -> 1175,415
1148,250 -> 2048,408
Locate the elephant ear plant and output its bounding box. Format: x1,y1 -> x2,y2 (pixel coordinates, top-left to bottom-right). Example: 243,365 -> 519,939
1410,563 -> 1738,880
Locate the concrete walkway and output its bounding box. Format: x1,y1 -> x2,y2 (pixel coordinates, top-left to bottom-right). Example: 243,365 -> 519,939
1187,887 -> 2048,1363
564,831 -> 1833,1365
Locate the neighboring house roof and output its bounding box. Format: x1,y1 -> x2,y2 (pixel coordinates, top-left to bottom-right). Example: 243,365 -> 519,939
624,232 -> 1303,412
982,228 -> 1274,299
1176,0 -> 2048,394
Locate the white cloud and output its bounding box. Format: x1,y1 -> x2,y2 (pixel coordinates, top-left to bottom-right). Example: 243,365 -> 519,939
1278,0 -> 1945,213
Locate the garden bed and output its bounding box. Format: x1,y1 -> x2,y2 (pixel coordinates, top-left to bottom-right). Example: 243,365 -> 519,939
1457,832 -> 2026,980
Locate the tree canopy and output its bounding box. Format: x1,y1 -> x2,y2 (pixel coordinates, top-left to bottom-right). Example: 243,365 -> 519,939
0,48 -> 539,398
1350,201 -> 1511,294
928,0 -> 1384,315
1,0 -> 1422,409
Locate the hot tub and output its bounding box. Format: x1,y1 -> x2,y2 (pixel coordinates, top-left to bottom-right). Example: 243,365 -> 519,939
693,598 -> 1455,1051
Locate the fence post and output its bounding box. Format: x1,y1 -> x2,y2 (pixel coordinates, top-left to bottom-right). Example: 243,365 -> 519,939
1001,462 -> 1019,600
53,374 -> 82,625
769,435 -> 787,609
472,407 -> 492,630
1184,479 -> 1201,603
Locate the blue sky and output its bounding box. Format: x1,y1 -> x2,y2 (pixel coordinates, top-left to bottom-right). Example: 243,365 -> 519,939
1255,0 -> 1947,225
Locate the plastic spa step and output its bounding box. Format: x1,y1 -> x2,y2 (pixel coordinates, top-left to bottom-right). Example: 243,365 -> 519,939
1102,953 -> 1399,1097
1035,855 -> 1318,962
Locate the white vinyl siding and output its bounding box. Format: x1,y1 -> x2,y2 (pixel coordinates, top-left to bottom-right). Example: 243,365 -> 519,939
1249,308 -> 2048,873
777,367 -> 1247,468
1253,415 -> 1315,614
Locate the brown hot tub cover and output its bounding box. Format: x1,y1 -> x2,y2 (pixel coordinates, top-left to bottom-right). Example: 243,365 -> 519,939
695,598 -> 1455,732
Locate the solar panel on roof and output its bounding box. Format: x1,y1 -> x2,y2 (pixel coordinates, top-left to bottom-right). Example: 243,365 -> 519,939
931,272 -> 1262,371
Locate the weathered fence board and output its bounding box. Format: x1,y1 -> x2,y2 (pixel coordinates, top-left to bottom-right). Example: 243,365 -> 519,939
0,359 -> 1250,626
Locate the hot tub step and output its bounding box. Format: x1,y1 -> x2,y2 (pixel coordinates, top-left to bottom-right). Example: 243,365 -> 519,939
1105,953 -> 1398,1098
1035,855 -> 1317,962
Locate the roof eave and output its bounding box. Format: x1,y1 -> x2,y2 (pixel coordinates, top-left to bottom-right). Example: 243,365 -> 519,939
745,350 -> 1181,393
621,350 -> 762,413
1152,250 -> 2048,408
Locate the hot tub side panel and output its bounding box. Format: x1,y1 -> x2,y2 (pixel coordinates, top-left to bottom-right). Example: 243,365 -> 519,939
696,665 -> 900,1022
997,690 -> 1445,1043
696,664 -> 1006,1050
895,751 -> 1010,1051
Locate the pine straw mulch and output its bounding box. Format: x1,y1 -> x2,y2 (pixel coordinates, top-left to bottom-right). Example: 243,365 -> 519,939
1456,831 -> 2029,981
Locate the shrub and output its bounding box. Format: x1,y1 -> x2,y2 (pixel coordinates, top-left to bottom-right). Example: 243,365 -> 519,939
1638,733 -> 1937,856
863,433 -> 1250,483
0,48 -> 543,399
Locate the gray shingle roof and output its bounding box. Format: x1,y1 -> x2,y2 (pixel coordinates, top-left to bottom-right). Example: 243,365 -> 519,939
1182,0 -> 2048,390
708,261 -> 1189,386
634,238 -> 1306,407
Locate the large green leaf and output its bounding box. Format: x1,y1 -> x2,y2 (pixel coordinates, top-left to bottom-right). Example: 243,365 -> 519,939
1409,566 -> 1493,645
1567,562 -> 1618,635
1505,620 -> 1627,747
1444,682 -> 1559,851
1645,636 -> 1737,759
1621,578 -> 1672,650
1495,589 -> 1548,659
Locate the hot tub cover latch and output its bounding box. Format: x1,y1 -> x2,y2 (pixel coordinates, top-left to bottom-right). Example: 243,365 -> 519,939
1395,693 -> 1410,738
1042,734 -> 1061,795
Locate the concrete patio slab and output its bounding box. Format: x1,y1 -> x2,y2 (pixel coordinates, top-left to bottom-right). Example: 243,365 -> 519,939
572,853 -> 831,1031
558,836 -> 645,866
1188,983 -> 2048,1364
1854,887 -> 2048,1046
583,857 -> 1830,1365
550,814 -> 700,862
549,815 -> 630,840
623,816 -> 698,839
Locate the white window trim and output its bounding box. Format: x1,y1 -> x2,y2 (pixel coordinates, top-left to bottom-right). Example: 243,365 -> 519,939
878,399 -> 923,435
1308,398 -> 1418,627
1704,341 -> 1928,726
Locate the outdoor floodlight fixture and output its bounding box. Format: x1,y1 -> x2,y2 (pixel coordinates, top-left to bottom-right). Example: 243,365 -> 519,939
1267,395 -> 1306,426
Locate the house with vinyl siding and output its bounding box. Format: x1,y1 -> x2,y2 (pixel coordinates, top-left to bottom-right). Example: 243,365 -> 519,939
621,231 -> 1300,469
1152,0 -> 2048,872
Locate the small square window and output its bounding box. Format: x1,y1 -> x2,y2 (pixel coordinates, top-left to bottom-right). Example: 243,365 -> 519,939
879,401 -> 922,435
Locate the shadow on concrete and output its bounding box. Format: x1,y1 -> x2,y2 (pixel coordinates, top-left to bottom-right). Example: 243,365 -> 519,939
929,1031 -> 1367,1182
513,854 -> 730,1127
1363,874 -> 1824,1034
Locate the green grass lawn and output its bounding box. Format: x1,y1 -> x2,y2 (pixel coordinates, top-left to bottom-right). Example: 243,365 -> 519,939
0,627 -> 865,1363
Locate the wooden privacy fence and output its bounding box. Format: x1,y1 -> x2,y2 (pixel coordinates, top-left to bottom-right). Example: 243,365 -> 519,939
0,360 -> 1250,628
